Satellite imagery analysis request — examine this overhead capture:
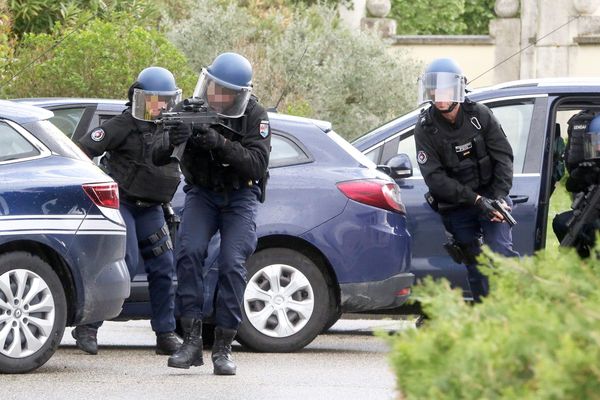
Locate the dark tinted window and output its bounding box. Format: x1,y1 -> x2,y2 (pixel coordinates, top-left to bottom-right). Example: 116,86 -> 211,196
269,134 -> 310,168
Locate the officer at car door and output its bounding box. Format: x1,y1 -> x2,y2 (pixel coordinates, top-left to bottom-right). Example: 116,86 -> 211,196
74,67 -> 183,355
152,52 -> 270,375
553,112 -> 600,257
414,58 -> 519,302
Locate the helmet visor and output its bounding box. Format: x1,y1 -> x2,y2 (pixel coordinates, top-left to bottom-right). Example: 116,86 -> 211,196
417,72 -> 465,105
192,69 -> 251,118
584,130 -> 600,161
131,88 -> 182,121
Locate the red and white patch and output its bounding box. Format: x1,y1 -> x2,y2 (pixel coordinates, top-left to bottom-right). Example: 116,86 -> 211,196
259,120 -> 270,138
417,150 -> 428,165
90,128 -> 105,142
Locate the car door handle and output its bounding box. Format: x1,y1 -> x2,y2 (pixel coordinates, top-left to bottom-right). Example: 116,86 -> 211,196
509,195 -> 528,204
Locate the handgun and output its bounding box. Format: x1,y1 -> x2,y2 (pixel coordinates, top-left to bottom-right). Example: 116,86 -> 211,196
491,199 -> 517,227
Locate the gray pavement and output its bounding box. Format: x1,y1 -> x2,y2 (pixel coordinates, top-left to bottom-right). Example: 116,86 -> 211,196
1,318 -> 413,400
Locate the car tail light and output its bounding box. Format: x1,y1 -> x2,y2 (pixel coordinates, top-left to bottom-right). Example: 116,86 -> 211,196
336,179 -> 406,213
82,182 -> 120,209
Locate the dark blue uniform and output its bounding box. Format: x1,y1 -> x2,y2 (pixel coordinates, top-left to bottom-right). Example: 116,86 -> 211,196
153,96 -> 270,329
415,99 -> 519,300
79,110 -> 180,333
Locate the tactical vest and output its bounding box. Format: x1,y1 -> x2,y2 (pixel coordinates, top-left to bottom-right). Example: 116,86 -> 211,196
423,105 -> 493,192
566,110 -> 597,171
107,114 -> 181,203
181,99 -> 258,191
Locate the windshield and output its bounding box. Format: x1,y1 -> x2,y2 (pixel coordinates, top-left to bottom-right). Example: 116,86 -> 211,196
352,107 -> 424,145
327,130 -> 377,168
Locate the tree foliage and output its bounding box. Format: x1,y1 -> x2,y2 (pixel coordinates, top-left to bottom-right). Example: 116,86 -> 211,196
389,245 -> 600,399
7,0 -> 164,37
2,16 -> 197,99
391,0 -> 495,35
167,1 -> 421,140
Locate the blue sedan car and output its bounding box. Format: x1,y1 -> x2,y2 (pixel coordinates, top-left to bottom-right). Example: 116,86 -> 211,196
17,98 -> 414,352
0,100 -> 130,373
353,78 -> 600,300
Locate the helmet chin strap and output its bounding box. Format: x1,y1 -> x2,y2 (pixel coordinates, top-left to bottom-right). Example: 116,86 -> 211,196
438,102 -> 458,114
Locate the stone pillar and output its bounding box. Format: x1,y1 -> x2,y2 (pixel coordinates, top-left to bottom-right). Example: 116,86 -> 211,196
360,0 -> 397,38
339,0 -> 367,31
519,0 -> 537,79
489,0 -> 521,83
536,0 -> 572,77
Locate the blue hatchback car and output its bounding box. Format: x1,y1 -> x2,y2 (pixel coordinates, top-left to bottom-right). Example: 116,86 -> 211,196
17,98 -> 414,352
353,78 -> 600,300
0,100 -> 130,373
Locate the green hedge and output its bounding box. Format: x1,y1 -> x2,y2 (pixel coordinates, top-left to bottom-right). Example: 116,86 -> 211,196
389,245 -> 600,399
2,16 -> 197,99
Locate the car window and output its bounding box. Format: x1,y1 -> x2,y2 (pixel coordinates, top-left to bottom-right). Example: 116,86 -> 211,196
49,108 -> 86,138
395,101 -> 535,176
269,133 -> 310,168
488,102 -> 534,174
0,121 -> 40,161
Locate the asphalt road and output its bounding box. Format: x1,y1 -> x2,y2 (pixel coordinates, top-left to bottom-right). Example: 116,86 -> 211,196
2,318 -> 412,400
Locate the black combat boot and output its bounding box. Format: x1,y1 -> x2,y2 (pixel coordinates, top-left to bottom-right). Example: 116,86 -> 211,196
155,331 -> 182,355
71,324 -> 98,355
212,326 -> 237,375
167,318 -> 203,369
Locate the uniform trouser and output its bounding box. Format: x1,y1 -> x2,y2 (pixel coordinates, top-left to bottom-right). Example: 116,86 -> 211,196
175,184 -> 259,330
441,196 -> 519,301
89,201 -> 176,333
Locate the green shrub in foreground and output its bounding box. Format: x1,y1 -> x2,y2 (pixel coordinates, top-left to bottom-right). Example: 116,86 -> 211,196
389,246 -> 600,399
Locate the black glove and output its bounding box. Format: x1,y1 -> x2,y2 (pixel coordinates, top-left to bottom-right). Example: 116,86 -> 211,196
195,127 -> 226,150
475,196 -> 497,220
168,123 -> 192,146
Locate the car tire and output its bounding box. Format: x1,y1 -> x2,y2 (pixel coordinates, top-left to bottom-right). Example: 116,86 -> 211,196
0,252 -> 67,374
236,248 -> 332,352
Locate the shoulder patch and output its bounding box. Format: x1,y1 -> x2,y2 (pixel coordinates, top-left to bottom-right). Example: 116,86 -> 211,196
259,120 -> 270,138
90,128 -> 105,142
417,150 -> 428,165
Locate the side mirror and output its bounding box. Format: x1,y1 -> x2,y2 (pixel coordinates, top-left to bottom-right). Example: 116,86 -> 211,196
385,153 -> 413,180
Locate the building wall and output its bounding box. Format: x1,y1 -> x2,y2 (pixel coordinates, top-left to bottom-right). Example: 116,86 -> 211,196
387,37 -> 497,88
348,0 -> 600,87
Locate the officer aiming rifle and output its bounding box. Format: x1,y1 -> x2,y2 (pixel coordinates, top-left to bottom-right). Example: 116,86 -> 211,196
155,97 -> 239,161
560,183 -> 600,252
554,113 -> 600,258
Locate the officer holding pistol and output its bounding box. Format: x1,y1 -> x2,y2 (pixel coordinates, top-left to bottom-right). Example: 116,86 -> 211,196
414,58 -> 519,302
73,67 -> 183,355
152,52 -> 270,375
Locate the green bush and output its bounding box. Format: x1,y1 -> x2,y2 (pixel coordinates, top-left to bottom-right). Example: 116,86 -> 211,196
389,246 -> 600,399
166,1 -> 421,140
2,16 -> 197,99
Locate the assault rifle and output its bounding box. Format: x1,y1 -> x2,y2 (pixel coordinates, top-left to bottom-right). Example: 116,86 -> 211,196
560,184 -> 600,248
155,98 -> 236,161
491,199 -> 517,227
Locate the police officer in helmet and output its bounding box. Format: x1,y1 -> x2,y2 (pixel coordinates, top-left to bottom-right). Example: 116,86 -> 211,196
153,52 -> 270,375
414,57 -> 519,302
553,113 -> 600,257
74,67 -> 183,355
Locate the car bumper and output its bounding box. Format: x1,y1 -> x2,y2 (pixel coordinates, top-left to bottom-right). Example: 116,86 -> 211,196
340,272 -> 414,312
78,258 -> 130,324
